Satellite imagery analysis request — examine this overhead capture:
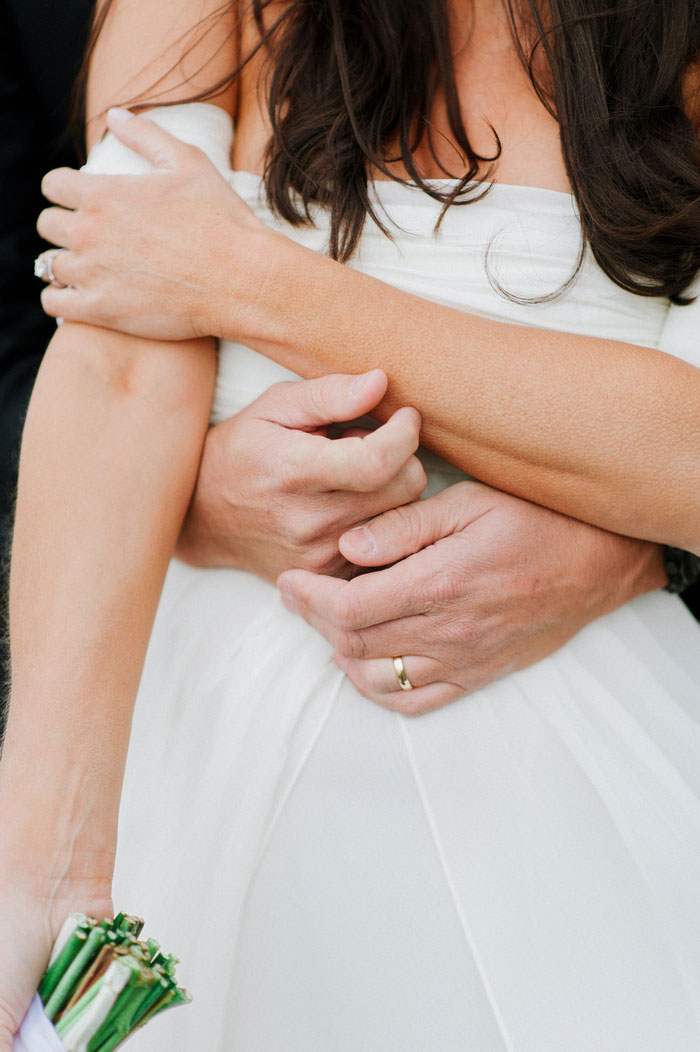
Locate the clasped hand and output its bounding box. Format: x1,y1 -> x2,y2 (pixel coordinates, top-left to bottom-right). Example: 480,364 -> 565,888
183,372 -> 665,717
177,369 -> 425,581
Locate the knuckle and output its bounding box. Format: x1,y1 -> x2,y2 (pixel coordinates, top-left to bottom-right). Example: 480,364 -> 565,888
407,457 -> 428,496
79,184 -> 102,215
260,381 -> 296,421
361,446 -> 392,489
305,378 -> 333,419
37,208 -> 54,238
297,546 -> 325,572
40,171 -> 54,197
325,626 -> 350,653
390,502 -> 424,550
303,544 -> 344,576
345,631 -> 369,660
350,676 -> 374,702
329,627 -> 355,658
365,661 -> 390,691
151,145 -> 173,170
426,567 -> 467,608
79,258 -> 102,286
277,461 -> 304,495
441,617 -> 480,648
71,216 -> 96,254
329,588 -> 364,630
183,142 -> 206,166
334,589 -> 366,626
285,514 -> 318,547
39,286 -> 58,316
265,380 -> 291,401
395,695 -> 430,718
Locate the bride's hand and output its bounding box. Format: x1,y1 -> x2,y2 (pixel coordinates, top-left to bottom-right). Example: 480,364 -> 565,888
36,110 -> 276,342
176,369 -> 426,581
0,868 -> 113,1050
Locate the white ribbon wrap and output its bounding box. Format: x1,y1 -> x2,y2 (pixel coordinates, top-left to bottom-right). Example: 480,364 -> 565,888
13,996 -> 65,1052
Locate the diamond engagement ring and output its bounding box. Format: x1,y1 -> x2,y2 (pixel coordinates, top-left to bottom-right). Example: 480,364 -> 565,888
34,249 -> 68,288
33,257 -> 50,280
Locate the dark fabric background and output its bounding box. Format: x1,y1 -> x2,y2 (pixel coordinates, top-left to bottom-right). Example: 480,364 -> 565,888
683,579 -> 700,618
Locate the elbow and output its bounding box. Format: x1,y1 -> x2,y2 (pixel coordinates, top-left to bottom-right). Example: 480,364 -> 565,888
43,322 -> 216,419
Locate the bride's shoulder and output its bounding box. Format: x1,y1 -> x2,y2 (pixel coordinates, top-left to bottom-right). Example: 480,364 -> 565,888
84,0 -> 241,148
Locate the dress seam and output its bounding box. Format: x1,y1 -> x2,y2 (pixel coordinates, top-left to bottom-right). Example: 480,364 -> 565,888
396,713 -> 514,1052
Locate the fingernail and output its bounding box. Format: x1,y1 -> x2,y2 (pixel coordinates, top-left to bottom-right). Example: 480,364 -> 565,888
107,107 -> 135,122
346,525 -> 376,555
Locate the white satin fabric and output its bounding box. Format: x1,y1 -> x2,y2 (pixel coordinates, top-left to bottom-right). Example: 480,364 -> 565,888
84,105 -> 700,1052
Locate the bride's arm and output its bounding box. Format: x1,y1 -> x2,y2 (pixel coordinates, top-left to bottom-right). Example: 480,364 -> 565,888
3,324 -> 215,844
230,235 -> 700,555
0,3 -> 236,1043
39,114 -> 700,554
0,323 -> 216,1044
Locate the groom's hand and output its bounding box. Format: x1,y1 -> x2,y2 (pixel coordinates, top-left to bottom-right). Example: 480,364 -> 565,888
278,481 -> 667,715
176,370 -> 426,581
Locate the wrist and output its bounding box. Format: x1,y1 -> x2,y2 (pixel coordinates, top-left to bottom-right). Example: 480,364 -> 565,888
0,728 -> 120,881
210,226 -> 287,344
221,228 -> 330,353
626,540 -> 668,599
0,833 -> 115,931
0,803 -> 118,887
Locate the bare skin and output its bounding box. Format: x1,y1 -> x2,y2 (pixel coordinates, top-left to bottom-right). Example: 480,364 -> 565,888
176,371 -> 428,581
37,43 -> 700,549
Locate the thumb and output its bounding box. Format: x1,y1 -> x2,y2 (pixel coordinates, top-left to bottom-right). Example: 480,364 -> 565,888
105,108 -> 186,170
339,483 -> 487,566
259,370 -> 389,430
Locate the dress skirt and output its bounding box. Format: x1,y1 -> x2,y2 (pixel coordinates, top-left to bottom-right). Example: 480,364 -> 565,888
114,558 -> 700,1052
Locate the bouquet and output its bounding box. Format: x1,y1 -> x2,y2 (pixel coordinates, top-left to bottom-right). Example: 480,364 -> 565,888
13,913 -> 189,1052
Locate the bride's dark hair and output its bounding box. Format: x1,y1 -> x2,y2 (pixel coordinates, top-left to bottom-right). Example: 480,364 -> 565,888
79,0 -> 700,302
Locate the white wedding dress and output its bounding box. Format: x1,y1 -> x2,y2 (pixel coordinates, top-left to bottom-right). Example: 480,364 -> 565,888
86,105 -> 700,1052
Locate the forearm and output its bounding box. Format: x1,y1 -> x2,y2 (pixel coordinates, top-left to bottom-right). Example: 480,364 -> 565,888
36,105 -> 699,551
0,321 -> 215,879
233,233 -> 700,553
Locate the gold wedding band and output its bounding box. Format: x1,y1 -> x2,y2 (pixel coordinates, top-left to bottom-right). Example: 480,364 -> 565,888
392,656 -> 414,692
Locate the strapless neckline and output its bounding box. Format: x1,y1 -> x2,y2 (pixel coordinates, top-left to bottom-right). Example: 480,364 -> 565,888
228,167 -> 576,205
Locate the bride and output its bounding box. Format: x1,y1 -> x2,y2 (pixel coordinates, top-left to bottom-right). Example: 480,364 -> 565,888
2,0 -> 700,1048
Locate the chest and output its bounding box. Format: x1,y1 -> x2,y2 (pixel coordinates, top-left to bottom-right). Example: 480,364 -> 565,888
231,10 -> 569,194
